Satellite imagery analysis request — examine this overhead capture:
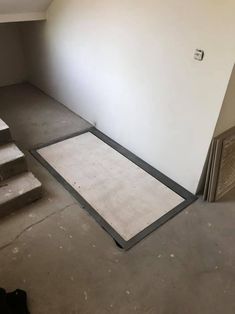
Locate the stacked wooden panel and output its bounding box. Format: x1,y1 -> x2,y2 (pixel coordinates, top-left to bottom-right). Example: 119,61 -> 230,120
203,126 -> 235,202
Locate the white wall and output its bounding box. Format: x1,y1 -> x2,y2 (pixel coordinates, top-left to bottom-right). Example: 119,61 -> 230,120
0,23 -> 27,87
214,65 -> 235,137
21,0 -> 235,193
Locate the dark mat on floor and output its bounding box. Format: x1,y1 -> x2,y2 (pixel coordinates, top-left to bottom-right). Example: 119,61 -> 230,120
0,288 -> 29,314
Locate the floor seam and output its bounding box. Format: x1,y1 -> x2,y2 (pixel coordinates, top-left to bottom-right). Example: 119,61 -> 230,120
0,202 -> 77,252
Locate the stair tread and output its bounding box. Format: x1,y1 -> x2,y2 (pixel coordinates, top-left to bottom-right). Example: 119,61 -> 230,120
0,172 -> 42,205
0,119 -> 9,131
0,143 -> 24,165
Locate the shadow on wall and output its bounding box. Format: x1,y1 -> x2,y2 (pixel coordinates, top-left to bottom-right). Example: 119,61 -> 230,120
214,63 -> 235,137
0,23 -> 27,87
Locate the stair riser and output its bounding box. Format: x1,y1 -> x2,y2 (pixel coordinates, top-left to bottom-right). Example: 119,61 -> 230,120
0,129 -> 12,145
0,158 -> 27,182
0,185 -> 42,218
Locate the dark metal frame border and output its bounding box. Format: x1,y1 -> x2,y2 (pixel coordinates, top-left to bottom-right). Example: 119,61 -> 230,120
30,127 -> 197,250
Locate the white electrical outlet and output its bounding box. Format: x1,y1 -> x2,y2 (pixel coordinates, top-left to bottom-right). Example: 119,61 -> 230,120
194,49 -> 204,61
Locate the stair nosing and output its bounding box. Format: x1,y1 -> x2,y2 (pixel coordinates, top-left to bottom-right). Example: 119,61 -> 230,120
0,172 -> 42,205
0,143 -> 25,165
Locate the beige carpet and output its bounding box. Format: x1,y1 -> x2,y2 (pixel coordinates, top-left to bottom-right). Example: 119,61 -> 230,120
37,132 -> 184,242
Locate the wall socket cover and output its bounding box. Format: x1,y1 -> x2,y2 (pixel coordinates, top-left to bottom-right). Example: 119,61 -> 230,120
194,49 -> 204,61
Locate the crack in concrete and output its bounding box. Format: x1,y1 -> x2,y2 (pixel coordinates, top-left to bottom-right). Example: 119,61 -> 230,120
0,202 -> 76,252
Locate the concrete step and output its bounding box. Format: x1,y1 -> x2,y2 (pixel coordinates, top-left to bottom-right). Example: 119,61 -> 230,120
0,172 -> 42,217
0,119 -> 12,145
0,143 -> 27,181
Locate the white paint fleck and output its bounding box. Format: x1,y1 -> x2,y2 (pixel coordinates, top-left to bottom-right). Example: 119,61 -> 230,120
59,226 -> 66,231
12,247 -> 19,254
18,190 -> 24,195
112,251 -> 120,256
92,244 -> 96,248
158,254 -> 162,258
84,291 -> 88,301
28,213 -> 35,218
170,254 -> 175,258
59,246 -> 63,249
215,266 -> 219,270
208,223 -> 212,228
27,227 -> 32,232
126,290 -> 131,295
69,235 -> 73,239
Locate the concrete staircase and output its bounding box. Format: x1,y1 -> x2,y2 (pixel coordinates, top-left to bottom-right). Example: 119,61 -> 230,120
0,118 -> 42,216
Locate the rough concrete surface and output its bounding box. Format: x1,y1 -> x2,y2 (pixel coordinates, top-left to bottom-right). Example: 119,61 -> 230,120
0,171 -> 42,216
0,83 -> 235,314
0,142 -> 27,181
0,118 -> 11,144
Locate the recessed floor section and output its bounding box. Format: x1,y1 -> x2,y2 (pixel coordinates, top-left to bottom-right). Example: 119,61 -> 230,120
36,131 -> 188,248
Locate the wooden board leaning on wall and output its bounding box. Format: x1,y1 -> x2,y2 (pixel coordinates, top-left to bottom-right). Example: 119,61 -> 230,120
203,126 -> 235,202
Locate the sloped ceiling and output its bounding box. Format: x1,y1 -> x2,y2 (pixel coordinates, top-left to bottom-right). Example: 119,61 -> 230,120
0,0 -> 54,23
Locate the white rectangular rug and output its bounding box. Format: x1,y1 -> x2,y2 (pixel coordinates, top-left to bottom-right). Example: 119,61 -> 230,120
34,130 -> 195,249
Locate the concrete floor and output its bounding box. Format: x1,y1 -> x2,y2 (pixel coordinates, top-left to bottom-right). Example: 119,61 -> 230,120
0,83 -> 235,314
